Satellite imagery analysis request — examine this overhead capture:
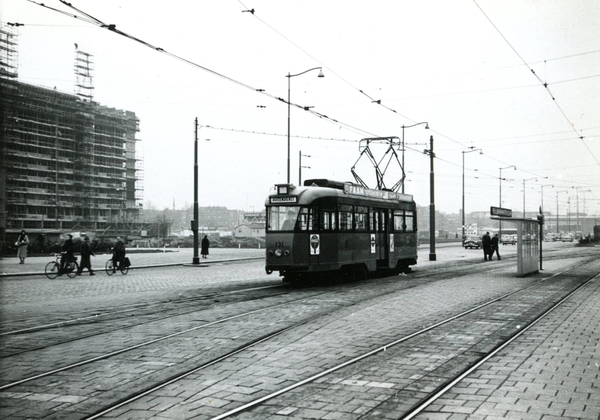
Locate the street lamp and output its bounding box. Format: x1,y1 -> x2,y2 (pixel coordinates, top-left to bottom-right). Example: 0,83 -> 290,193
522,177 -> 537,217
299,150 -> 311,185
461,147 -> 482,241
556,190 -> 569,234
499,165 -> 516,239
423,135 -> 436,261
572,186 -> 592,233
401,122 -> 429,193
286,67 -> 324,183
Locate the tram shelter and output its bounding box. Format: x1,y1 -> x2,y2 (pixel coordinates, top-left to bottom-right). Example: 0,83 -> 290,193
491,206 -> 543,277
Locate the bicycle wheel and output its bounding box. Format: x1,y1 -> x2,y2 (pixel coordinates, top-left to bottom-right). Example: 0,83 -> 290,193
106,259 -> 115,276
120,264 -> 129,275
66,262 -> 79,278
45,262 -> 60,279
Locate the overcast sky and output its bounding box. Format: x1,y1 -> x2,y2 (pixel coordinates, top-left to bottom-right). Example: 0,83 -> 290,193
2,0 -> 599,217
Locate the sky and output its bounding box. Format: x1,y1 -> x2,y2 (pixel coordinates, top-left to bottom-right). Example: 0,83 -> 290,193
2,0 -> 600,217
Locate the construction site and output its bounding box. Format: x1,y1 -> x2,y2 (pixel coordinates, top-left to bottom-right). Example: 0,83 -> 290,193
0,24 -> 147,248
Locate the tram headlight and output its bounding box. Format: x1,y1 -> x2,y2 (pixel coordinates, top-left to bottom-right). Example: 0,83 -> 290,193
274,248 -> 283,257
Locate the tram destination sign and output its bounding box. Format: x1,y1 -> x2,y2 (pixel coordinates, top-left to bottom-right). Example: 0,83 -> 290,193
270,196 -> 297,204
490,206 -> 512,217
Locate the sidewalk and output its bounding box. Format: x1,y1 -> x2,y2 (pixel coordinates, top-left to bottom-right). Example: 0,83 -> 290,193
0,248 -> 265,277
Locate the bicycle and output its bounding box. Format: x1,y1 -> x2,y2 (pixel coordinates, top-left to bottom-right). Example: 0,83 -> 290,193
45,253 -> 79,279
105,257 -> 129,276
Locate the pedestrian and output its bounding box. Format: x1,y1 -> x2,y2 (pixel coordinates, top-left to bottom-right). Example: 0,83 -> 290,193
76,236 -> 96,276
201,235 -> 209,259
481,231 -> 491,261
112,237 -> 126,273
16,230 -> 29,264
60,234 -> 75,274
490,233 -> 501,260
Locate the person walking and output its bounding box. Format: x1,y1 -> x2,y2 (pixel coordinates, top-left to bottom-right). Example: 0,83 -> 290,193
59,234 -> 75,274
16,230 -> 29,264
112,237 -> 126,273
201,235 -> 209,259
481,231 -> 491,261
490,233 -> 501,260
76,236 -> 96,276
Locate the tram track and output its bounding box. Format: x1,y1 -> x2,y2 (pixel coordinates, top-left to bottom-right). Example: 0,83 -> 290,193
70,254 -> 598,419
0,247 -> 596,419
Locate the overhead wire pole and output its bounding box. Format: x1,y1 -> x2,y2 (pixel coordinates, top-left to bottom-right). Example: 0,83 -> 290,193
424,136 -> 436,261
192,118 -> 200,265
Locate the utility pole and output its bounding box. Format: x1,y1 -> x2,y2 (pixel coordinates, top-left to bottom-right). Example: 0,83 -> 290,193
192,118 -> 200,264
424,135 -> 436,261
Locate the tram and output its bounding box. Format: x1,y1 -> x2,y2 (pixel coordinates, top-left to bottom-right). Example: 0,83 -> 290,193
265,179 -> 418,282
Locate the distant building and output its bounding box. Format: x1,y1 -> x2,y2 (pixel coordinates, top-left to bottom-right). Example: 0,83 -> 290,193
233,212 -> 266,238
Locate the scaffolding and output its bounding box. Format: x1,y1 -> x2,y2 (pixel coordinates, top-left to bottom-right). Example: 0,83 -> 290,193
0,23 -> 19,79
1,77 -> 144,234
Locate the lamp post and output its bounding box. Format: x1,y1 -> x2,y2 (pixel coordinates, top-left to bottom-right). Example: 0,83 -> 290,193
423,135 -> 436,261
299,150 -> 311,185
499,165 -> 516,239
522,177 -> 537,217
401,122 -> 429,194
192,118 -> 200,265
572,187 -> 592,233
556,190 -> 569,234
461,147 -> 482,242
286,67 -> 324,183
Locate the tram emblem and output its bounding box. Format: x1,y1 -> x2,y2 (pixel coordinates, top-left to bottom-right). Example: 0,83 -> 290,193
310,234 -> 320,255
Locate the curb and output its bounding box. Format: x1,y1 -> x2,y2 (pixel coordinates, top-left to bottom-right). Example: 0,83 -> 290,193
0,257 -> 264,278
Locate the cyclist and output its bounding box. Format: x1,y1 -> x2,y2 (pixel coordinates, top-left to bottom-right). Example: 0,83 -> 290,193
111,237 -> 126,273
59,234 -> 75,274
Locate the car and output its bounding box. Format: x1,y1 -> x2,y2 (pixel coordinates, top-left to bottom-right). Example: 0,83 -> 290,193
561,235 -> 573,242
463,239 -> 482,249
501,234 -> 517,245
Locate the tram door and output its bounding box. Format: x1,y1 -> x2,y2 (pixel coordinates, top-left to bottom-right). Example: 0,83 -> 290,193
373,208 -> 389,268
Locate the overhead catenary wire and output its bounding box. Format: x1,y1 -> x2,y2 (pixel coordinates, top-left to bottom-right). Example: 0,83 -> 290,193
25,1 -> 599,202
472,0 -> 600,166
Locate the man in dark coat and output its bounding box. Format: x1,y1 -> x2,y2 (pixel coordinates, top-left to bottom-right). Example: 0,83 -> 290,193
76,236 -> 96,276
201,235 -> 209,259
481,231 -> 491,261
490,233 -> 501,260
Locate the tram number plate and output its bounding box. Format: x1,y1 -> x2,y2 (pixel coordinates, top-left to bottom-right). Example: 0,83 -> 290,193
275,242 -> 285,247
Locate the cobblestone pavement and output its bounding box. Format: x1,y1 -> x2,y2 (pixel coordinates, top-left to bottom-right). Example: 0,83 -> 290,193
0,242 -> 595,420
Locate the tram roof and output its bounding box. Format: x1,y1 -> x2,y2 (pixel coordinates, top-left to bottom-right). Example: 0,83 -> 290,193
266,179 -> 414,206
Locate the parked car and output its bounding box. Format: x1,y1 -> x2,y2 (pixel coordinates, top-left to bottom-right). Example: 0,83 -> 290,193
501,234 -> 517,245
561,235 -> 574,242
463,238 -> 482,249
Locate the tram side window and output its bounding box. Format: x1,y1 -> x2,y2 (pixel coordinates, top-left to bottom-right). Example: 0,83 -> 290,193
394,210 -> 405,231
297,207 -> 316,231
371,208 -> 377,231
321,209 -> 336,231
355,206 -> 368,231
338,205 -> 353,231
405,211 -> 415,232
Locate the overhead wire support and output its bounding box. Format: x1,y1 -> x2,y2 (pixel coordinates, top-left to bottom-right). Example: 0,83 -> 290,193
29,0 -> 380,140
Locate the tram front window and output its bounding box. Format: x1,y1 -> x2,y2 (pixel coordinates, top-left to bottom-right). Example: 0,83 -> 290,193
268,206 -> 300,231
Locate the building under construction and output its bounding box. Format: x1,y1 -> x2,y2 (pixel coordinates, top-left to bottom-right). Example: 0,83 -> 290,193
0,25 -> 143,242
